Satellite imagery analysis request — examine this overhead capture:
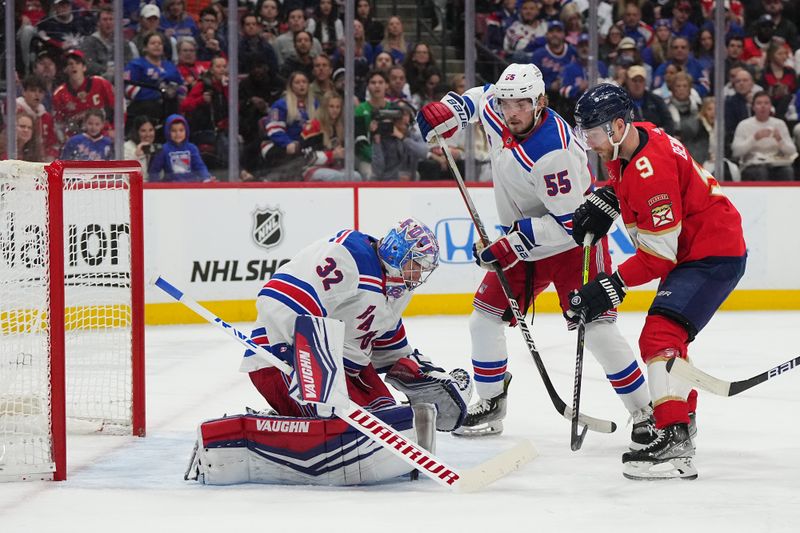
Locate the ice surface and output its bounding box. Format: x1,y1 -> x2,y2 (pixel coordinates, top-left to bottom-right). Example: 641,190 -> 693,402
1,312 -> 798,532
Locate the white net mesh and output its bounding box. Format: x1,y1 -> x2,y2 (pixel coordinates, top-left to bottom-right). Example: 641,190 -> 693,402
0,161 -> 137,481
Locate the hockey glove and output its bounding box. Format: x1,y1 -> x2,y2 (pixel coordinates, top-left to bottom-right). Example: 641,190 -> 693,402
385,350 -> 473,432
567,271 -> 627,321
416,92 -> 469,143
473,231 -> 534,271
572,185 -> 620,246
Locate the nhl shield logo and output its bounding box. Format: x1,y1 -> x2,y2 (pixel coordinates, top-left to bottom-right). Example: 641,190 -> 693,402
252,207 -> 283,250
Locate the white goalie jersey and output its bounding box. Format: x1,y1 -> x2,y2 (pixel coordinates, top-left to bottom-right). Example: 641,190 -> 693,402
240,229 -> 416,376
453,84 -> 593,260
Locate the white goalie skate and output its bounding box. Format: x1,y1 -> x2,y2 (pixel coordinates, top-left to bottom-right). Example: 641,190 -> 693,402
452,373 -> 511,437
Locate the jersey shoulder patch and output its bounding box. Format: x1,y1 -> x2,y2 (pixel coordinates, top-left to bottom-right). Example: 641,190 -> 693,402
329,230 -> 384,294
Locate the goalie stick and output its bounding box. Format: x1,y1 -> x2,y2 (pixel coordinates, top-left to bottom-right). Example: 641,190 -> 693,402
667,355 -> 800,396
153,275 -> 537,492
435,136 -> 616,435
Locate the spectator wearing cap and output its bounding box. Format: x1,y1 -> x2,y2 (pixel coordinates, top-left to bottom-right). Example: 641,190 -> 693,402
52,49 -> 114,142
560,3 -> 585,47
503,0 -> 546,61
749,0 -> 798,50
669,1 -> 699,43
134,4 -> 176,62
35,0 -> 94,55
160,0 -> 199,41
652,36 -> 708,97
612,37 -> 652,87
731,91 -> 797,181
531,20 -> 577,95
642,19 -> 672,69
32,50 -> 59,112
486,0 -> 520,55
81,5 -> 136,82
625,64 -> 675,135
560,33 -> 609,106
741,14 -> 789,77
614,1 -> 654,50
239,13 -> 279,76
274,8 -> 323,66
17,74 -> 59,161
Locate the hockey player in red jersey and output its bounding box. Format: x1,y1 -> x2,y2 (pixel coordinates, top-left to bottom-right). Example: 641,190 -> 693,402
570,83 -> 747,480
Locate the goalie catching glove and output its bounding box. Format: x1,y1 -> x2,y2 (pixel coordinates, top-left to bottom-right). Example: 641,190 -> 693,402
416,92 -> 470,143
385,351 -> 473,432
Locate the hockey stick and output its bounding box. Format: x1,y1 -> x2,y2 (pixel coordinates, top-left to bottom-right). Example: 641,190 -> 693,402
435,136 -> 616,434
153,275 -> 537,492
666,355 -> 800,397
569,235 -> 593,451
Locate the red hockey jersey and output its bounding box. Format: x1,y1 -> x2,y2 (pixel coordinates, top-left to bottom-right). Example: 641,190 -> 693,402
52,76 -> 114,138
606,122 -> 746,288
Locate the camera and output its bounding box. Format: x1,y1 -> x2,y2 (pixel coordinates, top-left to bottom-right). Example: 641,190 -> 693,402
373,108 -> 404,137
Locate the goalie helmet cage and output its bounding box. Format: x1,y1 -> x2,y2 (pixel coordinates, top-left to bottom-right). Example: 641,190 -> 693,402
0,160 -> 145,482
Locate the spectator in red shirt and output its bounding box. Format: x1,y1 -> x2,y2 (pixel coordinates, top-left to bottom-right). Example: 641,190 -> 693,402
759,40 -> 796,117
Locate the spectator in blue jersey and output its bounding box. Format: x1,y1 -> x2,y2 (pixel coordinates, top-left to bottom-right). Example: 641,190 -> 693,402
160,0 -> 198,41
259,72 -> 318,180
615,1 -> 653,50
486,0 -> 518,55
60,109 -> 113,161
641,19 -> 672,69
668,1 -> 699,43
381,16 -> 410,64
148,114 -> 211,182
125,32 -> 185,133
652,36 -> 708,97
560,34 -> 609,105
531,21 -> 576,96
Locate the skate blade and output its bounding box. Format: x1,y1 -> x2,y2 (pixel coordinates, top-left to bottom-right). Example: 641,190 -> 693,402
451,420 -> 504,437
622,457 -> 698,481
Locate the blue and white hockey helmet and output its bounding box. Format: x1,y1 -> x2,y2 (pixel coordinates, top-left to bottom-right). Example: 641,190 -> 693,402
378,218 -> 440,298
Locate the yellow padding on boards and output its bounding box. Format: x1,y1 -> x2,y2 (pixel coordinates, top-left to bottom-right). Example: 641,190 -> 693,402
1,305 -> 132,333
145,290 -> 800,325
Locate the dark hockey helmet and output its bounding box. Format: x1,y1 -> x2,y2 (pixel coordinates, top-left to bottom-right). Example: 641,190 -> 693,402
574,83 -> 635,130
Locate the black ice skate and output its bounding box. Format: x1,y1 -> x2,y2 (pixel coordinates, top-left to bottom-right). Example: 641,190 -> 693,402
622,423 -> 697,481
629,404 -> 660,451
452,372 -> 512,437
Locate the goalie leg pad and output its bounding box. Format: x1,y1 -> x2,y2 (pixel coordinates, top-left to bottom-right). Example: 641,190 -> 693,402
191,405 -> 434,486
385,357 -> 473,432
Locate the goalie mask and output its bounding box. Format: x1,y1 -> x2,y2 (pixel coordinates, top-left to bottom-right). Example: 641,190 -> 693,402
378,218 -> 440,299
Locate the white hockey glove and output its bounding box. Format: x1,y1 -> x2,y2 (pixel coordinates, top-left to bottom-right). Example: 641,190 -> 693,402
472,231 -> 535,271
385,350 -> 473,432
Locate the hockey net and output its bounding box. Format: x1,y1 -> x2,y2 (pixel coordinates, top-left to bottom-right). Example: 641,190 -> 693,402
0,160 -> 144,481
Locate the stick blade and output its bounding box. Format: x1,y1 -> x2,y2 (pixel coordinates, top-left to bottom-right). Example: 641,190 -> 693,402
561,406 -> 617,433
667,357 -> 731,396
454,439 -> 537,493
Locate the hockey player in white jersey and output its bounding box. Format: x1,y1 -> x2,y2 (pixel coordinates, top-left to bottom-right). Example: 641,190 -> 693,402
242,217 -> 471,430
416,64 -> 655,448
187,218 -> 474,486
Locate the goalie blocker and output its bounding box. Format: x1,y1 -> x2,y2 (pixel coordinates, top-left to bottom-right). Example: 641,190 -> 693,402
186,404 -> 436,486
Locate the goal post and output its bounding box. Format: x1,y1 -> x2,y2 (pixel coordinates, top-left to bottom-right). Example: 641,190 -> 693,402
0,160 -> 145,482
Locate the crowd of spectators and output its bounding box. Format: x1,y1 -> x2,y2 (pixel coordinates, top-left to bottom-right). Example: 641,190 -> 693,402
3,0 -> 800,182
